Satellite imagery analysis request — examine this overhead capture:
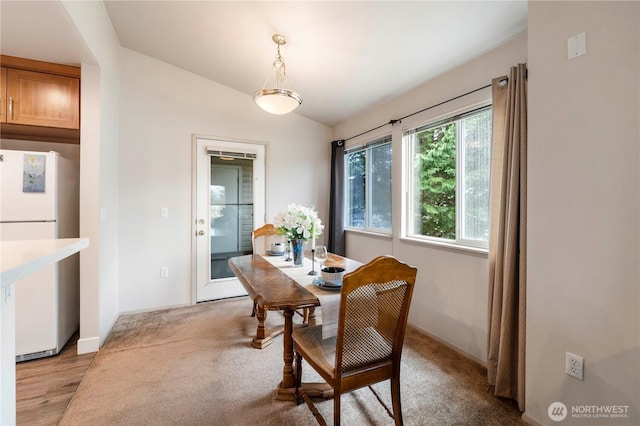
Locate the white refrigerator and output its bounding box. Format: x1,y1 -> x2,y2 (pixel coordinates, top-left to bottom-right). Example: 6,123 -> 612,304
0,149 -> 80,361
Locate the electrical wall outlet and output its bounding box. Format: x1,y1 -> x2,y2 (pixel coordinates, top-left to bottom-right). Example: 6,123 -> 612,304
566,352 -> 584,380
160,267 -> 169,278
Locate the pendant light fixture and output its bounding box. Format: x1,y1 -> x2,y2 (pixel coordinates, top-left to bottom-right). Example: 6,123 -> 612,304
253,34 -> 302,115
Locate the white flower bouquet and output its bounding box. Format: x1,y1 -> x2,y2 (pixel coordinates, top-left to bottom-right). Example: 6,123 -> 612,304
274,204 -> 323,241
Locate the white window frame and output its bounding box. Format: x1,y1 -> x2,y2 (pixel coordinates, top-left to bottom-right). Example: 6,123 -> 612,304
404,104 -> 492,250
344,136 -> 392,234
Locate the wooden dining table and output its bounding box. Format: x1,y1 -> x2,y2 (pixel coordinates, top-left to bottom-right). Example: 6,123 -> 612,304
228,251 -> 361,401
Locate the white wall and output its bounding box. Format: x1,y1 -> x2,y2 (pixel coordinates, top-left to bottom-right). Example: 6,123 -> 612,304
117,48 -> 332,312
333,33 -> 527,364
526,2 -> 639,425
62,0 -> 121,351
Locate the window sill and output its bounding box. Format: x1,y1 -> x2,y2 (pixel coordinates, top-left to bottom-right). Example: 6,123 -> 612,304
399,236 -> 488,257
344,228 -> 393,241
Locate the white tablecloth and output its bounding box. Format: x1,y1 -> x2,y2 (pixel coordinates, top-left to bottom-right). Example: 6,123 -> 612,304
261,254 -> 340,339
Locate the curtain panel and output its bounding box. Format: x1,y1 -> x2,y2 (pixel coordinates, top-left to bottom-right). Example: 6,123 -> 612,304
487,63 -> 527,411
327,140 -> 346,256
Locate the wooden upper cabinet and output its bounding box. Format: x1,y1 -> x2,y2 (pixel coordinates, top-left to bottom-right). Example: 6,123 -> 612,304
6,68 -> 79,129
0,55 -> 80,143
0,67 -> 6,123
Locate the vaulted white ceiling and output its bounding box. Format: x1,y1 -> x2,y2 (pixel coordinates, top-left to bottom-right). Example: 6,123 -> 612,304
1,1 -> 527,127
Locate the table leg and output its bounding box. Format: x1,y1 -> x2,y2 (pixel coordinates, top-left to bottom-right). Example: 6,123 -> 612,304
275,308 -> 332,401
275,308 -> 296,401
255,304 -> 266,338
252,304 -> 284,349
276,309 -> 333,401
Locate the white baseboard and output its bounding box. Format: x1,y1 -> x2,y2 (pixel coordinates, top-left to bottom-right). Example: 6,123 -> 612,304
408,322 -> 486,366
118,302 -> 191,316
521,411 -> 543,426
77,336 -> 99,355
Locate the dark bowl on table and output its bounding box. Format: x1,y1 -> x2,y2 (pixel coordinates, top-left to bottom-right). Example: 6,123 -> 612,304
321,267 -> 345,285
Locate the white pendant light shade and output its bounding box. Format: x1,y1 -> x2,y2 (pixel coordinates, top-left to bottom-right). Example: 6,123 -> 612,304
253,88 -> 302,115
254,34 -> 302,115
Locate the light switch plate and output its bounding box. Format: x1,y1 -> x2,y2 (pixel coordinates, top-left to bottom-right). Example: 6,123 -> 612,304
568,32 -> 586,60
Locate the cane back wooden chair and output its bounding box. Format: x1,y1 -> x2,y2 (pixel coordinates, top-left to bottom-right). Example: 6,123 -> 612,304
293,255 -> 417,425
250,224 -> 285,317
251,224 -> 283,256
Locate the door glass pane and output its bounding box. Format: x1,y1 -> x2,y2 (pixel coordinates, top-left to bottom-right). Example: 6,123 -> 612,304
209,157 -> 253,280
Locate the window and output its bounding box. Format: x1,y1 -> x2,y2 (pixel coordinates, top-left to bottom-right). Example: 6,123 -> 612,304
345,137 -> 392,232
405,106 -> 492,248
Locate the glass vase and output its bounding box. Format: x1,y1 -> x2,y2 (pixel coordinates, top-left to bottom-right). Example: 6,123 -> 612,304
291,238 -> 304,267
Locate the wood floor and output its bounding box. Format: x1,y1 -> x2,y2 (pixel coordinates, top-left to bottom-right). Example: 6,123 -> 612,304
15,332 -> 95,426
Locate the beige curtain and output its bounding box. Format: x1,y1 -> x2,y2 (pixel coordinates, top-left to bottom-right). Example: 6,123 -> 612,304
487,63 -> 527,411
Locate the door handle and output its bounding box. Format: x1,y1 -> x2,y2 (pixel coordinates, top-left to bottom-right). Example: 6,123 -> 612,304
197,230 -> 205,236
8,97 -> 13,119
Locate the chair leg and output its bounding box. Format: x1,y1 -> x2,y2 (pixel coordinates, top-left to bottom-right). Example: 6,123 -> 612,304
302,390 -> 327,426
294,308 -> 310,324
333,392 -> 341,426
391,377 -> 403,426
296,353 -> 328,426
294,352 -> 303,404
307,307 -> 317,326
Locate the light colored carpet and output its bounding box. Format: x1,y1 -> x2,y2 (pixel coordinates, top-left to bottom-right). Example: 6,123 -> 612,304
60,297 -> 526,425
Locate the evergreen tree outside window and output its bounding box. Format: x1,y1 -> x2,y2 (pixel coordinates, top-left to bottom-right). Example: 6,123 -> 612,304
406,106 -> 492,248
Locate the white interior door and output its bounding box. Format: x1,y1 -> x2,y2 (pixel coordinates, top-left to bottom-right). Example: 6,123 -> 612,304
194,138 -> 265,302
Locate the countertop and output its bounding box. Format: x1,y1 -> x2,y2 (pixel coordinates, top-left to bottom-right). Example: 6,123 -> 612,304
1,237 -> 89,425
1,238 -> 89,288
